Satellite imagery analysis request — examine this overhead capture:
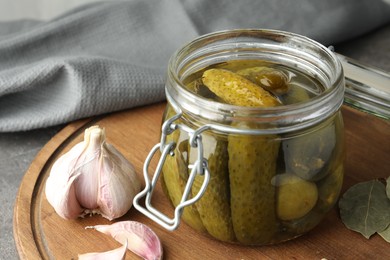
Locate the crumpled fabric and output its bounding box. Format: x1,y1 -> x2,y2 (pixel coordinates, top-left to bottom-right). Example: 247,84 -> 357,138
0,0 -> 389,132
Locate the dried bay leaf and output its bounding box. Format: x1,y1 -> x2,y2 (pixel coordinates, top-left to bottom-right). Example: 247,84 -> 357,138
379,224 -> 390,243
339,180 -> 390,239
381,177 -> 390,242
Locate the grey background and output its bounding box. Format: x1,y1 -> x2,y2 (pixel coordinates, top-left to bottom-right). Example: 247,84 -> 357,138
0,1 -> 389,259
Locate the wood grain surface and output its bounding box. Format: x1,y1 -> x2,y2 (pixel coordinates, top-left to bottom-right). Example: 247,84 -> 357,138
13,103 -> 390,259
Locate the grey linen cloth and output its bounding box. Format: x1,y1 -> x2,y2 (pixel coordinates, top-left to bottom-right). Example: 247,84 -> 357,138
0,0 -> 389,132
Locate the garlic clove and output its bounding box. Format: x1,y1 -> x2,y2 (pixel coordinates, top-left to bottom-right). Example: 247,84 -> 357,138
45,143 -> 85,219
78,239 -> 128,260
97,143 -> 141,220
73,127 -> 102,210
86,221 -> 163,260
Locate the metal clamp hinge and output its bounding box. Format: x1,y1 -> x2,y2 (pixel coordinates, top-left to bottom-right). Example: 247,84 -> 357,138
133,113 -> 210,231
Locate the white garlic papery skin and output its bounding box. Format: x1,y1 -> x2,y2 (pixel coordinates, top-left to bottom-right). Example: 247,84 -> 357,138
78,239 -> 128,260
45,126 -> 141,220
87,221 -> 163,260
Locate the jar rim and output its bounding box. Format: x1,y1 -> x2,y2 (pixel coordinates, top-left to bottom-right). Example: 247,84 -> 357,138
166,29 -> 345,133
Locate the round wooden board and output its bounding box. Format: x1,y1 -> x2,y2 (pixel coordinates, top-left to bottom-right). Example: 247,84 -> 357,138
13,103 -> 390,259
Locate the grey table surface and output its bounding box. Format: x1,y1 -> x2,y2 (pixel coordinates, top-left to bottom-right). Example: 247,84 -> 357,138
1,24 -> 389,259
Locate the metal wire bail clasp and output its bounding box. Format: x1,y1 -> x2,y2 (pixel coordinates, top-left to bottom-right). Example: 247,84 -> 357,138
133,111 -> 210,231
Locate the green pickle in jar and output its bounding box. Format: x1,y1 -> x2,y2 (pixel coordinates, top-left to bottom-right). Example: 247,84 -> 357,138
161,59 -> 344,245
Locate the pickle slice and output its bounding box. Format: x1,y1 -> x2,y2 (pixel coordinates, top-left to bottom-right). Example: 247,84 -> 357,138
202,69 -> 281,107
191,137 -> 235,242
161,106 -> 206,232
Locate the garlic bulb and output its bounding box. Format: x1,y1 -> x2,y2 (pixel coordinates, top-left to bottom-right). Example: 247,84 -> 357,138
45,125 -> 141,220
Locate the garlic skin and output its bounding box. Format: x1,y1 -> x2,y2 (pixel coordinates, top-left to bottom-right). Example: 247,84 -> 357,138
87,221 -> 163,260
45,126 -> 141,220
78,240 -> 128,260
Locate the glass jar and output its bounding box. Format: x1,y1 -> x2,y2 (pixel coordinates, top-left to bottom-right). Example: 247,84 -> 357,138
134,29 -> 345,245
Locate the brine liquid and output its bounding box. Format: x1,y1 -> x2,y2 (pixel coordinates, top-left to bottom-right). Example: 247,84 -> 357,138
161,60 -> 344,245
183,60 -> 324,106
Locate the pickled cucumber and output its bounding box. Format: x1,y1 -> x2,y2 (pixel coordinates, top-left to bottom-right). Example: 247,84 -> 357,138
202,68 -> 281,244
161,106 -> 206,232
275,174 -> 318,221
186,78 -> 221,101
283,121 -> 336,181
191,137 -> 235,242
316,115 -> 344,210
280,83 -> 311,104
317,164 -> 344,212
237,67 -> 289,95
283,210 -> 324,235
202,69 -> 281,107
228,132 -> 280,244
